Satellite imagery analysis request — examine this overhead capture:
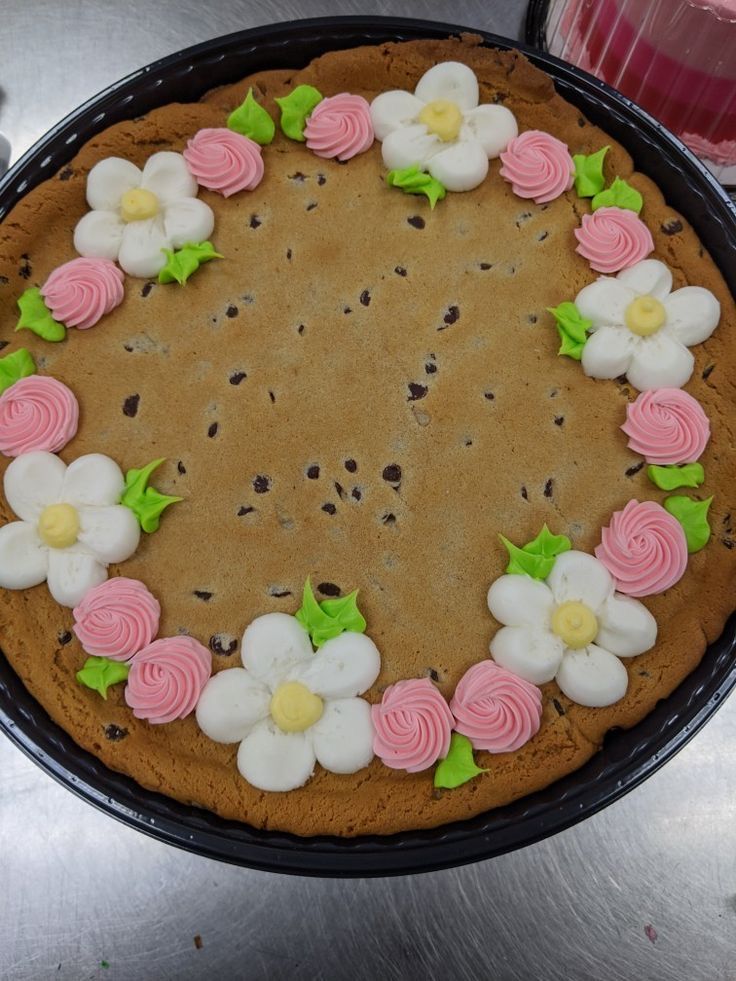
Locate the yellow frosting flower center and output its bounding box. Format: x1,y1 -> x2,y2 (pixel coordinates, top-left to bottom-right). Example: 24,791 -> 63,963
120,188 -> 160,223
270,681 -> 323,733
38,503 -> 80,549
551,601 -> 598,649
625,295 -> 666,336
417,99 -> 463,142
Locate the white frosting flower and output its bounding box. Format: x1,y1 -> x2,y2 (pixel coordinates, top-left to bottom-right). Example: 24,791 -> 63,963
0,451 -> 140,608
576,259 -> 720,390
370,62 -> 518,191
73,152 -> 215,278
487,551 -> 657,707
195,613 -> 380,792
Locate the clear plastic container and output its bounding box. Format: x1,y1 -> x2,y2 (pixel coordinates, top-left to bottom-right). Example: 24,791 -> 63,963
545,0 -> 736,185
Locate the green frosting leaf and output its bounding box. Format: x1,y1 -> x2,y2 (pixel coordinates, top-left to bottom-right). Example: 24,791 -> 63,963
158,241 -> 223,285
648,463 -> 705,491
385,165 -> 447,209
227,87 -> 276,145
120,458 -> 182,533
572,146 -> 610,197
295,578 -> 366,648
547,301 -> 592,361
0,347 -> 36,394
16,287 -> 66,342
275,84 -> 323,141
592,176 -> 643,214
76,656 -> 130,699
434,733 -> 486,789
664,495 -> 713,553
500,524 -> 572,580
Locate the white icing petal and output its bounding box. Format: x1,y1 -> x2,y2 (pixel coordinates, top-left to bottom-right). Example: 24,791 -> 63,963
581,325 -> 635,380
241,612 -> 313,690
490,624 -> 564,685
289,632 -> 381,699
140,151 -> 198,204
461,104 -> 518,158
162,198 -> 215,249
487,574 -> 554,628
381,123 -> 442,171
369,90 -> 424,140
311,697 -> 375,774
117,216 -> 170,278
555,644 -> 629,707
597,593 -> 657,657
414,61 -> 479,111
73,210 -> 126,262
626,333 -> 694,391
4,451 -> 66,522
617,259 -> 673,300
663,286 -> 721,346
62,454 -> 125,508
237,718 -> 316,792
546,550 -> 613,614
46,548 -> 107,607
427,140 -> 489,192
76,505 -> 140,564
85,157 -> 142,211
575,279 -> 633,328
0,521 -> 48,589
195,668 -> 271,743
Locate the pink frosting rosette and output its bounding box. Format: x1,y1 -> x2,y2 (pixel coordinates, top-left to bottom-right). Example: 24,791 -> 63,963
499,130 -> 575,204
0,375 -> 79,457
595,499 -> 688,597
574,207 -> 654,273
450,661 -> 542,753
41,257 -> 124,329
183,128 -> 264,196
621,388 -> 710,465
73,577 -> 161,661
125,636 -> 211,724
304,93 -> 374,162
371,677 -> 454,772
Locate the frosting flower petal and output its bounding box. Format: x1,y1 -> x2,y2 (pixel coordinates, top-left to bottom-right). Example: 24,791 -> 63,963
241,612 -> 313,689
574,207 -> 654,273
626,333 -> 694,392
596,592 -> 658,657
622,388 -> 710,464
450,661 -> 543,753
4,449 -> 66,521
237,718 -> 316,792
311,697 -> 375,773
617,258 -> 673,299
490,624 -> 564,684
40,258 -> 124,330
0,520 -> 48,589
0,375 -> 79,457
125,635 -> 211,724
545,549 -> 614,613
183,128 -> 265,196
499,130 -> 575,203
288,631 -> 380,699
371,678 -> 454,772
46,549 -> 107,608
139,150 -> 198,205
427,140 -> 489,193
195,667 -> 271,742
85,158 -> 141,211
304,94 -> 374,161
487,574 -> 554,628
413,61 -> 479,111
555,644 -> 629,707
72,577 -> 161,660
663,287 -> 721,346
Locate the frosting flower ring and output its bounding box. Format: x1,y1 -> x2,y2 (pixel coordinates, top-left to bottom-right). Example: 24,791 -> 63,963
450,661 -> 542,753
41,257 -> 124,329
73,152 -> 215,278
622,388 -> 710,464
126,636 -> 211,724
487,550 -> 657,707
73,577 -> 161,660
371,678 -> 454,771
195,612 -> 381,791
304,93 -> 374,161
370,61 -> 518,192
0,375 -> 79,457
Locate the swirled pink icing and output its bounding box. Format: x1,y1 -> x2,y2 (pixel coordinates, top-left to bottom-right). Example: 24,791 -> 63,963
0,375 -> 79,457
183,128 -> 264,197
574,207 -> 654,273
621,388 -> 710,465
449,661 -> 542,753
303,94 -> 374,162
371,678 -> 454,772
499,130 -> 575,204
73,577 -> 161,661
595,499 -> 688,597
125,636 -> 211,724
41,258 -> 124,330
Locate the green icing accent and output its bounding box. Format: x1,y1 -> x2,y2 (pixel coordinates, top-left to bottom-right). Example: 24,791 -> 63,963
500,524 -> 572,580
434,733 -> 486,789
227,87 -> 276,145
547,301 -> 592,361
647,463 -> 705,491
295,578 -> 366,648
158,242 -> 223,286
573,146 -> 610,197
385,165 -> 447,209
76,656 -> 130,699
0,347 -> 36,395
120,458 -> 182,533
592,176 -> 643,214
16,287 -> 66,342
275,84 -> 323,141
664,495 -> 713,553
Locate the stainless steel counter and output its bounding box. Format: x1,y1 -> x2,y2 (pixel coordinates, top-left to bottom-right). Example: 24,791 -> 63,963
1,2 -> 735,979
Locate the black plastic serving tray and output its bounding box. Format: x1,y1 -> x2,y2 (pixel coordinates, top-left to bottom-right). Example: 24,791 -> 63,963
1,16 -> 735,878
